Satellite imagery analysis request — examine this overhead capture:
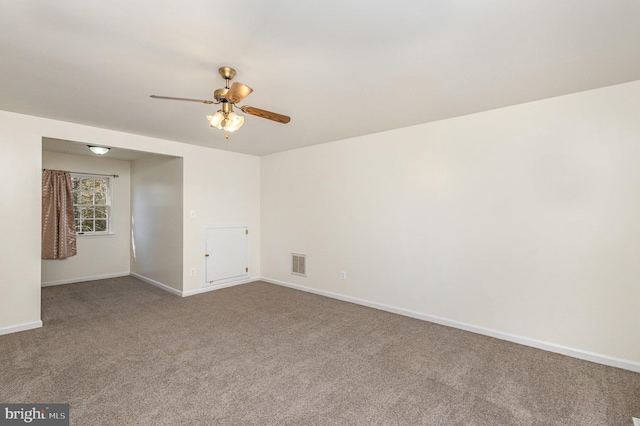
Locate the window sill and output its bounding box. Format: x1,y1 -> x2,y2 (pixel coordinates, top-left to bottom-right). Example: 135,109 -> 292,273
76,232 -> 115,238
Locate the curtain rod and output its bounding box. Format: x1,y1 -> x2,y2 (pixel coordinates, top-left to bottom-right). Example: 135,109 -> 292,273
43,169 -> 119,178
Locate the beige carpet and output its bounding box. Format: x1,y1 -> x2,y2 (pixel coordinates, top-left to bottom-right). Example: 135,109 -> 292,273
1,276 -> 638,425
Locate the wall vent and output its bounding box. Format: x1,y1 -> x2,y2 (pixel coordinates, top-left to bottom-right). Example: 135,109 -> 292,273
291,253 -> 307,277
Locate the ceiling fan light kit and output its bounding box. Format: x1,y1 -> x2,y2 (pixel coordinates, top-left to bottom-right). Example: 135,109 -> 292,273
151,67 -> 290,139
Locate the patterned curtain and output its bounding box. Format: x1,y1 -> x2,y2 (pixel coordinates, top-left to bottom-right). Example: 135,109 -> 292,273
42,170 -> 77,259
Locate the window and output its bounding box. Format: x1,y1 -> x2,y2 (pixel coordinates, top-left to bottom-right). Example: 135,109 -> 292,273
71,175 -> 112,234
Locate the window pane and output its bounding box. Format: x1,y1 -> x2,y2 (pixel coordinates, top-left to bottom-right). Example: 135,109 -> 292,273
81,206 -> 95,219
81,179 -> 95,191
81,220 -> 94,232
81,191 -> 93,204
95,206 -> 107,218
72,176 -> 111,234
94,192 -> 106,204
95,179 -> 107,192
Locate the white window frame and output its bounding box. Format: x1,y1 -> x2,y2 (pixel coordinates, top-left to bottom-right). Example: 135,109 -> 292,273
71,174 -> 113,236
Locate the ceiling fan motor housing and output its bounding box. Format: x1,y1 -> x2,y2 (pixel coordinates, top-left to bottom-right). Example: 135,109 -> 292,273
214,88 -> 229,102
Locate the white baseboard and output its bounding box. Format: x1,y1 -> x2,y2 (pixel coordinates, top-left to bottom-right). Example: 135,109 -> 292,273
260,277 -> 640,373
42,272 -> 130,287
183,276 -> 261,297
130,273 -> 182,297
131,273 -> 259,297
0,321 -> 43,336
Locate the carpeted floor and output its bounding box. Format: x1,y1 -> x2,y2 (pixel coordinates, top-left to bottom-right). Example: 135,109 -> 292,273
1,276 -> 638,425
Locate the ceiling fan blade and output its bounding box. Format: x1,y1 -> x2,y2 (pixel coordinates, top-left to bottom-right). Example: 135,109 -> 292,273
240,106 -> 291,124
150,95 -> 214,104
225,82 -> 253,103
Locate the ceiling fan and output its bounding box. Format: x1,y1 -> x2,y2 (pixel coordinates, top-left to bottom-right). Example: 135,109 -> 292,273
151,67 -> 291,139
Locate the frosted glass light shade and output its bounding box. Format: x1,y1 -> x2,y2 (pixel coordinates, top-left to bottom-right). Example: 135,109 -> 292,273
88,146 -> 110,155
224,112 -> 244,132
208,110 -> 244,133
207,111 -> 225,129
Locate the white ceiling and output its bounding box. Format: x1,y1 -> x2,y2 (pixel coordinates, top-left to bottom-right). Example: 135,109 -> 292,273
2,1 -> 640,156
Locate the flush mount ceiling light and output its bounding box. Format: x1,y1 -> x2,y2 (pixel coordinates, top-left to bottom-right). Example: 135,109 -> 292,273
88,146 -> 110,155
150,67 -> 291,139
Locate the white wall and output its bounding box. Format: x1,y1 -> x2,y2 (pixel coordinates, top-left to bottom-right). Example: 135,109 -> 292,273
261,80 -> 640,367
0,110 -> 260,334
0,119 -> 42,334
180,145 -> 261,294
131,155 -> 183,291
41,150 -> 131,285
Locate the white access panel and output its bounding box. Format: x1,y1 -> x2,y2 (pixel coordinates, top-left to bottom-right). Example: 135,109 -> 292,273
205,226 -> 248,284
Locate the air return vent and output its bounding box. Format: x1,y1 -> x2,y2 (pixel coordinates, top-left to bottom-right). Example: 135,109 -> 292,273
291,253 -> 307,277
